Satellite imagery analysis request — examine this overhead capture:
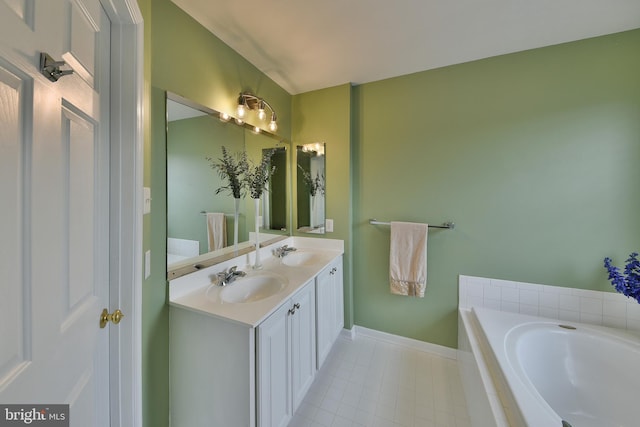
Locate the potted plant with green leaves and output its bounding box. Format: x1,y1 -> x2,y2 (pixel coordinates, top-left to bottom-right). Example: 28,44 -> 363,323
207,146 -> 248,251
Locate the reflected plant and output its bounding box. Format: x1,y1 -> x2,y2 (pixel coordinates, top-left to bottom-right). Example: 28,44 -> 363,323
206,146 -> 248,199
244,149 -> 276,199
604,252 -> 640,303
298,164 -> 325,197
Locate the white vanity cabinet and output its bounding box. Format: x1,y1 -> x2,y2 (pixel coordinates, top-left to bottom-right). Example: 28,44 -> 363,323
169,238 -> 344,427
315,257 -> 344,368
257,279 -> 316,427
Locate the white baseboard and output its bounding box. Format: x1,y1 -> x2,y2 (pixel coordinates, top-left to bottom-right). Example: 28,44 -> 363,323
340,327 -> 356,340
342,325 -> 458,360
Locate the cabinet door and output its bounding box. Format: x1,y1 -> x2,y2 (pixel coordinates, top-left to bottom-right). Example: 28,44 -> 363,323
290,281 -> 316,411
315,265 -> 334,368
316,257 -> 345,368
331,258 -> 345,342
257,303 -> 291,427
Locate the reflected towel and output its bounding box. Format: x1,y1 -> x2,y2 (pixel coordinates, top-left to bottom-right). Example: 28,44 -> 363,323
389,221 -> 428,297
206,213 -> 227,251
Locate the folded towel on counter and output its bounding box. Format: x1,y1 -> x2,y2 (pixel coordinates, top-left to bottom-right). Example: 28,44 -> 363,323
206,213 -> 227,251
389,221 -> 428,297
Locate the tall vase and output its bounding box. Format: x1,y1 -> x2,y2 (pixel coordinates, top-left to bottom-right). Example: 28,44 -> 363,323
310,195 -> 316,229
233,198 -> 240,252
252,197 -> 262,269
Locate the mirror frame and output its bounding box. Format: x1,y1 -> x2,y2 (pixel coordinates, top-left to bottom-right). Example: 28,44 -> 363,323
166,92 -> 291,280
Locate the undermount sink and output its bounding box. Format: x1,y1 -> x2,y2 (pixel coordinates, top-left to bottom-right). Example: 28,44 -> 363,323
220,273 -> 288,303
281,251 -> 322,267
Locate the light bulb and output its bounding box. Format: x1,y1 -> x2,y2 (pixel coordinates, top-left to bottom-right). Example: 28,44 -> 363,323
254,126 -> 261,133
268,119 -> 277,132
237,103 -> 246,118
257,100 -> 267,121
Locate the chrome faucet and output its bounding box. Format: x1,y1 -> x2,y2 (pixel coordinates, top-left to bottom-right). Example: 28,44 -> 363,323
213,266 -> 246,286
273,244 -> 297,258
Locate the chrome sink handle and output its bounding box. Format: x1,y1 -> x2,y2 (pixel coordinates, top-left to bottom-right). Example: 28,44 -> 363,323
213,266 -> 246,286
273,245 -> 297,258
213,271 -> 226,286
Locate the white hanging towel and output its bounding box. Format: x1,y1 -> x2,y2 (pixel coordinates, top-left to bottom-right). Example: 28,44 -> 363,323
206,213 -> 227,251
389,221 -> 428,297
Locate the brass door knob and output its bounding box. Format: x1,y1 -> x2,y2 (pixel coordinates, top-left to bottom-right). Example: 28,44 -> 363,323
100,308 -> 124,328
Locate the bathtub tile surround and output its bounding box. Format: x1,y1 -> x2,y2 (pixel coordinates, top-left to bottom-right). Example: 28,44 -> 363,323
459,275 -> 640,332
289,334 -> 471,427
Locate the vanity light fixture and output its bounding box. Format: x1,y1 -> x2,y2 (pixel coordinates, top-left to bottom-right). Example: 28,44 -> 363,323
236,92 -> 278,132
301,142 -> 325,156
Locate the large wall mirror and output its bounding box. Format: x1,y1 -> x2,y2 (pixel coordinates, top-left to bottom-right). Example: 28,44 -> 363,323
296,143 -> 326,234
166,92 -> 291,278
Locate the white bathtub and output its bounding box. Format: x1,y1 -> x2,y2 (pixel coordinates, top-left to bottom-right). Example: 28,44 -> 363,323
460,307 -> 640,427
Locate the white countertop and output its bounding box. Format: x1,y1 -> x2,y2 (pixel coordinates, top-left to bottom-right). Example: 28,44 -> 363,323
169,236 -> 344,327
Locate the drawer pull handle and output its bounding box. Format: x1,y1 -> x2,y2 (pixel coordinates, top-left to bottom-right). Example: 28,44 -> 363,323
288,302 -> 301,316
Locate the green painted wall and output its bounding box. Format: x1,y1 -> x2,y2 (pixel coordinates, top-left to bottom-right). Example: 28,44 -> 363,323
150,1 -> 291,137
352,29 -> 640,348
139,2 -> 170,427
292,84 -> 354,328
140,0 -> 292,426
144,85 -> 170,427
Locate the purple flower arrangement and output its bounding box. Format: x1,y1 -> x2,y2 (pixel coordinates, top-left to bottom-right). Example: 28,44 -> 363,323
604,252 -> 640,303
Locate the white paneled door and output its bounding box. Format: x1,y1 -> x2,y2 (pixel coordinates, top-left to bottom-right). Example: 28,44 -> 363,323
0,1 -> 112,426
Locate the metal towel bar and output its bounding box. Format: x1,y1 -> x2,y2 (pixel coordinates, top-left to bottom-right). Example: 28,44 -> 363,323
200,211 -> 236,216
369,219 -> 455,229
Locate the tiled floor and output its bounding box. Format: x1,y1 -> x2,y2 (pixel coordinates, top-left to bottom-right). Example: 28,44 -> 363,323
289,333 -> 471,427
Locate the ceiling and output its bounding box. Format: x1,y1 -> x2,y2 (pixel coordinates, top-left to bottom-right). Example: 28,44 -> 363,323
171,0 -> 640,95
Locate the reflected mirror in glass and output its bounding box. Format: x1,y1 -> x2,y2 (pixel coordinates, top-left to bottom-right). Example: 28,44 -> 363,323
264,146 -> 288,232
296,143 -> 325,234
165,92 -> 291,276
